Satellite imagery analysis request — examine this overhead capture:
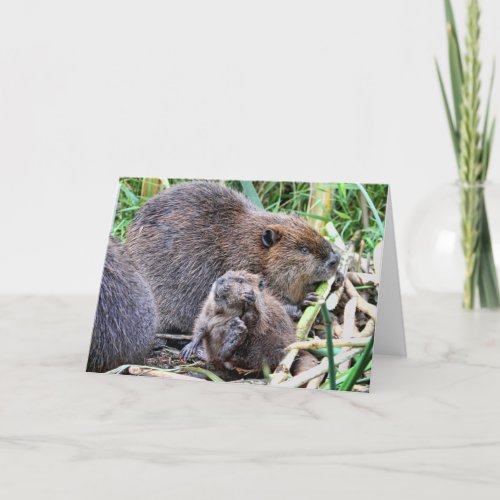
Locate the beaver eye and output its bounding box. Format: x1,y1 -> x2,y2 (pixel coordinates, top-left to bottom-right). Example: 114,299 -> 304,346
238,278 -> 244,283
300,246 -> 310,255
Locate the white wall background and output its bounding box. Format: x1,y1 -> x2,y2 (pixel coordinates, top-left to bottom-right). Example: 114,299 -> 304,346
0,0 -> 499,295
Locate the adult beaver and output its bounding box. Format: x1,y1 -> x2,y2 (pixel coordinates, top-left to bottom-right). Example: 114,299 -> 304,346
86,237 -> 157,373
126,181 -> 340,334
180,270 -> 318,374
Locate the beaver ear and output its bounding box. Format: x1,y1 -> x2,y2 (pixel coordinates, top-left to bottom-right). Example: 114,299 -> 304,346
262,228 -> 281,248
258,278 -> 267,290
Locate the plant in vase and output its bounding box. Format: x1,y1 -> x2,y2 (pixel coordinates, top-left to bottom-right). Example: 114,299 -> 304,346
435,0 -> 500,309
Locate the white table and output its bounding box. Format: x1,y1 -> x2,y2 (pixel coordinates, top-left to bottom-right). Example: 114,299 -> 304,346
1,295 -> 499,499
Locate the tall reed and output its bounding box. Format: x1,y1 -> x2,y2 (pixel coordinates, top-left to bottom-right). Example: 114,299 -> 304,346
436,0 -> 499,309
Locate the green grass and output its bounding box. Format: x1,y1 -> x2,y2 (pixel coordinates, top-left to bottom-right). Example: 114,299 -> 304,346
112,179 -> 387,257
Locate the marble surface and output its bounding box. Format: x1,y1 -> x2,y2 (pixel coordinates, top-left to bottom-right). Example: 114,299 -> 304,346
0,294 -> 499,499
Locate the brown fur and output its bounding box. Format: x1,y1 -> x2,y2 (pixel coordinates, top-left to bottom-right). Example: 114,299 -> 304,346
86,237 -> 157,373
181,270 -> 318,374
126,182 -> 339,335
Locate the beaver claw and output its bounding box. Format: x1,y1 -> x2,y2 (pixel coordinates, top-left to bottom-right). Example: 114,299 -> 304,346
179,341 -> 198,361
229,317 -> 247,333
302,292 -> 320,307
285,304 -> 303,321
333,271 -> 345,289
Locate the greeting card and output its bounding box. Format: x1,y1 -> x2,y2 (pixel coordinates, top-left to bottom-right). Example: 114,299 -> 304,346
86,178 -> 405,392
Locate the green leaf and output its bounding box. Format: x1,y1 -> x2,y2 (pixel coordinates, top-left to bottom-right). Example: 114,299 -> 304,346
339,183 -> 347,200
321,304 -> 336,390
120,183 -> 139,206
444,0 -> 464,130
483,118 -> 496,180
481,58 -> 495,172
477,200 -> 500,308
178,366 -> 225,382
294,211 -> 331,222
435,59 -> 459,164
339,336 -> 374,391
355,183 -> 384,234
448,29 -> 464,130
333,210 -> 351,220
240,180 -> 265,209
444,0 -> 460,41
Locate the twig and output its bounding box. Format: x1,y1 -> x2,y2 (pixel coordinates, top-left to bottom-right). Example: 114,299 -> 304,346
359,190 -> 370,229
156,333 -> 193,340
270,347 -> 303,385
332,317 -> 343,338
352,384 -> 370,393
344,278 -> 377,320
280,348 -> 362,388
347,272 -> 379,287
306,358 -> 328,388
325,232 -> 360,311
128,365 -> 206,381
342,296 -> 357,338
357,240 -> 365,272
359,318 -> 375,337
287,337 -> 371,350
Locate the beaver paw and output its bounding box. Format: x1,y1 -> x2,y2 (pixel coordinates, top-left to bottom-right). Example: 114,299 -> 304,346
219,318 -> 248,361
284,304 -> 303,321
179,341 -> 198,361
242,290 -> 256,305
302,292 -> 322,307
333,271 -> 345,290
229,317 -> 247,333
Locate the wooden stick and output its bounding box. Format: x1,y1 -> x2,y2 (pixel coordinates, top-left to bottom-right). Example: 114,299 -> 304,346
155,333 -> 193,340
270,348 -> 301,385
342,296 -> 358,338
287,337 -> 371,351
352,384 -> 370,393
359,318 -> 376,337
306,358 -> 328,389
280,348 -> 362,388
325,232 -> 359,312
333,317 -> 343,338
128,366 -> 205,381
347,272 -> 379,287
357,240 -> 365,272
344,278 -> 378,320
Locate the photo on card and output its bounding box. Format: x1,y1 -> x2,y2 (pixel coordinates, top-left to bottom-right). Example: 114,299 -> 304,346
86,178 -> 392,393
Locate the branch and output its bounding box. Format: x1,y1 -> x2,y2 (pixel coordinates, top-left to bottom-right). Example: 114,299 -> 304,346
280,348 -> 362,388
287,337 -> 371,351
127,366 -> 206,381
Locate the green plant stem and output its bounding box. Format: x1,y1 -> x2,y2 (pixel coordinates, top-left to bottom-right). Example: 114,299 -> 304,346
339,336 -> 374,391
476,194 -> 500,307
355,183 -> 384,234
240,180 -> 265,209
460,184 -> 482,309
321,303 -> 336,390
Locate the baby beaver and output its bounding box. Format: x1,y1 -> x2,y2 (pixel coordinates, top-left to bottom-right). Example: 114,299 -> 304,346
180,270 -> 318,374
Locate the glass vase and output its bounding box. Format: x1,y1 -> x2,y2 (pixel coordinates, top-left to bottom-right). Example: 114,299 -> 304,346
406,182 -> 500,309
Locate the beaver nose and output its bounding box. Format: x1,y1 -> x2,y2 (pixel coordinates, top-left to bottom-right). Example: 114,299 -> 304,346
327,251 -> 340,268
